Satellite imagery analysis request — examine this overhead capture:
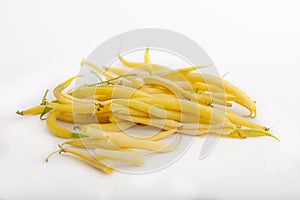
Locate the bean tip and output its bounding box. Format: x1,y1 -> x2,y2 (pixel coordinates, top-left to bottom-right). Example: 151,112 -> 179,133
45,149 -> 63,163
16,110 -> 23,116
80,58 -> 86,67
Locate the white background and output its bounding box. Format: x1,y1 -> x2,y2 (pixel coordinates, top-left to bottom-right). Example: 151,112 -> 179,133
1,0 -> 300,199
